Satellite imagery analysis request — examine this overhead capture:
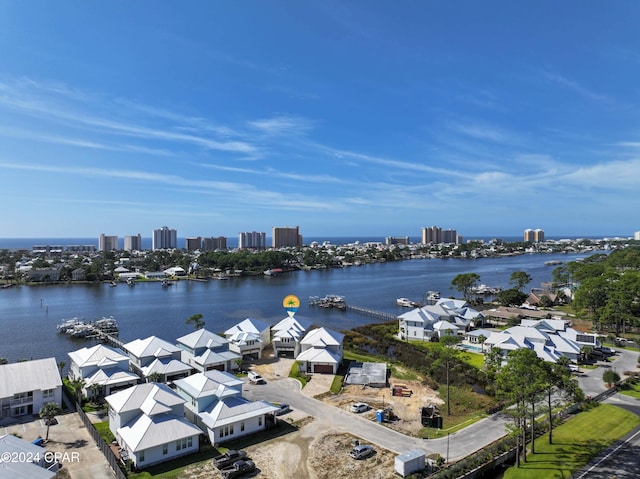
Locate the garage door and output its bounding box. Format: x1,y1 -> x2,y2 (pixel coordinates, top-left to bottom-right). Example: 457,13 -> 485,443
314,364 -> 334,374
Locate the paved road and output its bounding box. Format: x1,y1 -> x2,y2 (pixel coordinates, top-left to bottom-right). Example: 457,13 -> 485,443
245,347 -> 640,462
244,376 -> 510,461
572,394 -> 640,478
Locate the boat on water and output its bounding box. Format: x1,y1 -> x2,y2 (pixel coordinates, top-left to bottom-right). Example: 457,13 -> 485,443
56,316 -> 119,337
264,268 -> 283,276
544,260 -> 563,266
396,298 -> 419,307
471,284 -> 502,295
109,281 -> 117,287
425,291 -> 441,305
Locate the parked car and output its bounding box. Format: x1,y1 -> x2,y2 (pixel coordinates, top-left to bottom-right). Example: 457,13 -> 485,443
213,450 -> 248,470
220,459 -> 256,478
350,444 -> 375,460
274,403 -> 291,416
248,371 -> 265,384
350,402 -> 370,413
595,346 -> 615,356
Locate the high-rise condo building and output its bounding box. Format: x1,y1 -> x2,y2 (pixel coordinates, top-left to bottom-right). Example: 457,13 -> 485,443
98,234 -> 118,252
238,231 -> 266,249
524,228 -> 544,242
421,226 -> 460,245
185,237 -> 202,251
124,234 -> 142,251
635,231 -> 640,241
152,226 -> 177,250
202,236 -> 227,251
385,236 -> 410,245
272,226 -> 302,248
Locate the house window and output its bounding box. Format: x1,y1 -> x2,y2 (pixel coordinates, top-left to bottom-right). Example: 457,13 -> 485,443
163,444 -> 168,455
176,437 -> 192,450
258,416 -> 262,426
13,405 -> 27,416
240,422 -> 245,432
43,389 -> 55,399
139,450 -> 145,462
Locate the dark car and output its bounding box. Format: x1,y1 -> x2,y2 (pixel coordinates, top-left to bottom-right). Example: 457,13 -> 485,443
275,403 -> 291,416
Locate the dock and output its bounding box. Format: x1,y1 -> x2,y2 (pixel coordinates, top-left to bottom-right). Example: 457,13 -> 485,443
345,304 -> 397,322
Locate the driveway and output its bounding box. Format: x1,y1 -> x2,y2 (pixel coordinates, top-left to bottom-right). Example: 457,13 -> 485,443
1,411 -> 114,479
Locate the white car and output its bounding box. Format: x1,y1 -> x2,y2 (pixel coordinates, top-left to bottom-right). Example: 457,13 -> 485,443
350,402 -> 370,413
350,445 -> 375,459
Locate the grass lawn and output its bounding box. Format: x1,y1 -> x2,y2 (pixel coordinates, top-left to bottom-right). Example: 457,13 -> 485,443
504,403 -> 640,479
619,378 -> 640,399
460,351 -> 484,370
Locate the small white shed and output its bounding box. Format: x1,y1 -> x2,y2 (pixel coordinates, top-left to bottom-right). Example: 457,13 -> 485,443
394,449 -> 426,477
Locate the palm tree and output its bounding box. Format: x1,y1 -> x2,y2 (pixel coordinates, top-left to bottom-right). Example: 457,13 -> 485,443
68,377 -> 86,404
87,383 -> 102,402
477,334 -> 487,353
147,372 -> 164,383
39,402 -> 62,441
57,361 -> 66,376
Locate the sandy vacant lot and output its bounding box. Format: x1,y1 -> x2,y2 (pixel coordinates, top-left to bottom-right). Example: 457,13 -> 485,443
180,360 -> 442,478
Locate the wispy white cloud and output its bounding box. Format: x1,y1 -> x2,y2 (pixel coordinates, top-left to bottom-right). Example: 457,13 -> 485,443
247,115 -> 315,136
542,70 -> 609,102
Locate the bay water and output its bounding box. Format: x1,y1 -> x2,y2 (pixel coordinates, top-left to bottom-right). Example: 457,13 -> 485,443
0,252 -> 589,367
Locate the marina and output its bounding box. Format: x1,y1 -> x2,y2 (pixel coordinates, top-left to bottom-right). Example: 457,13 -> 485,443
57,316 -> 119,337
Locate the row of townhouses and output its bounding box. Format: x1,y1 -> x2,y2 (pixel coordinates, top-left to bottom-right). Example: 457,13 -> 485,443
0,314 -> 344,470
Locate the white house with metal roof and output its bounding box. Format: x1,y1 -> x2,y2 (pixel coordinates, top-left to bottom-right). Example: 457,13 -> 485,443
123,336 -> 192,382
484,321 -> 583,363
176,329 -> 240,372
105,383 -> 201,469
271,315 -> 313,357
67,344 -> 139,399
224,318 -> 272,359
0,358 -> 62,421
0,434 -> 58,478
398,299 -> 484,341
174,370 -> 278,446
296,327 -> 344,374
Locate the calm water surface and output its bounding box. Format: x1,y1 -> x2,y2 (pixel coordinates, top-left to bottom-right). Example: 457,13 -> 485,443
0,252 -> 591,366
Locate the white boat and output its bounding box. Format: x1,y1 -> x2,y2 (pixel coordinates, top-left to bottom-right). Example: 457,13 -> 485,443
396,298 -> 415,307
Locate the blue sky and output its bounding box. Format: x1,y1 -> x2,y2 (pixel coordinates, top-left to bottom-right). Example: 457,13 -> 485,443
1,1 -> 639,240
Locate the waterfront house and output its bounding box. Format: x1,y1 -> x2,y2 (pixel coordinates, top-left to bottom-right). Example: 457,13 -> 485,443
25,267 -> 59,282
0,434 -> 58,478
271,315 -> 313,357
398,298 -> 483,341
106,383 -> 201,469
68,344 -> 139,399
224,317 -> 272,359
176,329 -> 241,372
144,271 -> 167,280
123,336 -> 192,382
163,266 -> 186,277
174,370 -> 278,446
0,358 -> 62,421
295,327 -> 344,374
71,267 -> 86,281
484,319 -> 584,363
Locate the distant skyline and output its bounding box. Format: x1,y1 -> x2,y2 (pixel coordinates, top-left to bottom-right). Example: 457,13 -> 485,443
1,2 -> 639,238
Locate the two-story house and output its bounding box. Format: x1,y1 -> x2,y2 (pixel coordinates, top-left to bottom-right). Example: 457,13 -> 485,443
295,327 -> 344,374
105,383 -> 201,469
176,329 -> 240,372
224,318 -> 272,359
0,358 -> 62,421
174,370 -> 278,446
123,336 -> 192,383
67,344 -> 139,399
271,315 -> 313,358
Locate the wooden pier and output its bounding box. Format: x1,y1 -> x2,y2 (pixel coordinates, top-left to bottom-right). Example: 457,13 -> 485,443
345,304 -> 397,322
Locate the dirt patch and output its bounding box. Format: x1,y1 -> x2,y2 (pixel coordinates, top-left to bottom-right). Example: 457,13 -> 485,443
181,420 -> 395,479
321,377 -> 444,436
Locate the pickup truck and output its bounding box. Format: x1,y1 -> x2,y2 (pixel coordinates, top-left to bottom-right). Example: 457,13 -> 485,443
213,450 -> 248,470
220,459 -> 256,478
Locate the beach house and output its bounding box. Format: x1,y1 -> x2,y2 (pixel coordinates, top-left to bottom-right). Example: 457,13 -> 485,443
174,370 -> 278,446
106,383 -> 201,469
176,329 -> 241,372
295,327 -> 344,374
224,317 -> 272,359
271,315 -> 313,357
0,358 -> 62,421
68,344 -> 139,399
123,336 -> 192,383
